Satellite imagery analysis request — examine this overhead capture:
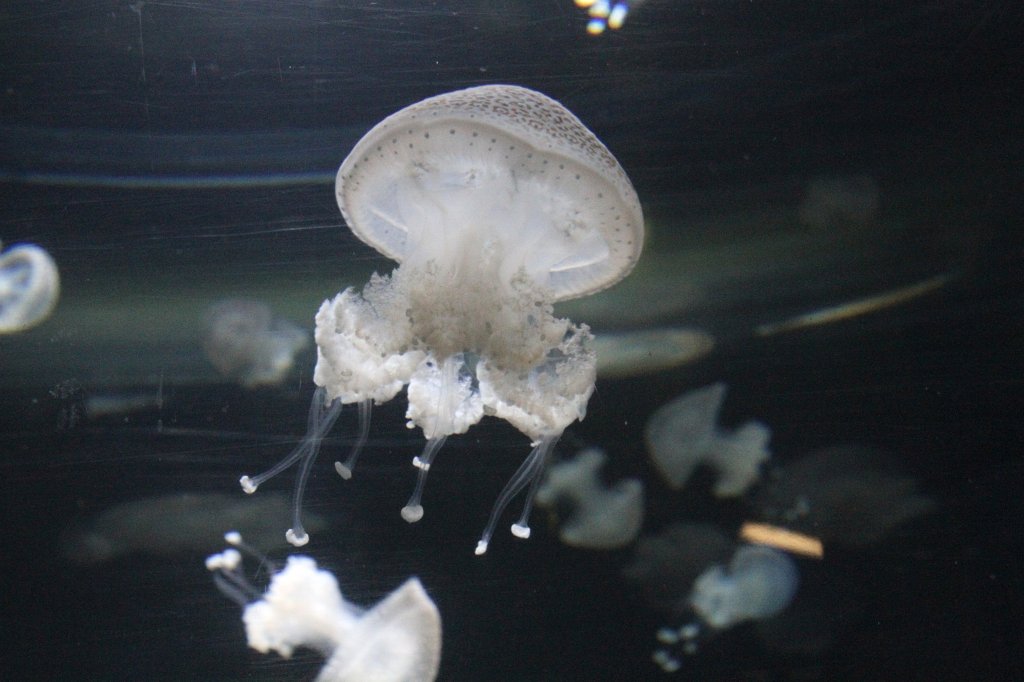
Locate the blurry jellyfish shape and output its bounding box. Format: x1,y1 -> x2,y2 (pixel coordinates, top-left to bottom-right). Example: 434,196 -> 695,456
644,382 -> 770,497
535,447 -> 644,549
797,174 -> 880,230
652,544 -> 799,672
755,445 -> 936,547
61,492 -> 327,564
623,523 -> 734,612
689,544 -> 799,630
202,298 -> 309,388
0,240 -> 60,333
242,85 -> 643,553
593,327 -> 714,379
207,540 -> 441,682
622,523 -> 733,670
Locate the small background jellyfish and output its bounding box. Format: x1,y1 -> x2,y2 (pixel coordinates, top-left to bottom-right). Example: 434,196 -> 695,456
593,327 -> 715,378
755,445 -> 936,547
623,524 -> 801,673
689,544 -> 799,630
655,544 -> 800,672
797,175 -> 881,231
0,240 -> 60,334
207,539 -> 442,682
61,492 -> 327,565
201,298 -> 309,388
623,523 -> 735,611
535,446 -> 644,549
644,382 -> 771,497
242,84 -> 644,554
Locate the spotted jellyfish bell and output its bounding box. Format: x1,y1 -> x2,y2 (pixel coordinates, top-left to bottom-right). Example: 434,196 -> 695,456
242,84 -> 644,553
206,533 -> 442,682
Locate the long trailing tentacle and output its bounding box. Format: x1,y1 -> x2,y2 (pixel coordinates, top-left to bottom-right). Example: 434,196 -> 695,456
475,434 -> 559,555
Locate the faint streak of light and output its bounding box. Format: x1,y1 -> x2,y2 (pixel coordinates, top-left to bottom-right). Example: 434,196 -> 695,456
0,170 -> 335,189
85,392 -> 163,420
181,223 -> 339,239
130,3 -> 147,84
755,273 -> 952,337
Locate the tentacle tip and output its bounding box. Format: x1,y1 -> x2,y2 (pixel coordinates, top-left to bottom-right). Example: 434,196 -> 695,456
511,523 -> 531,539
285,528 -> 309,547
656,627 -> 679,645
653,649 -> 682,673
474,540 -> 489,556
239,476 -> 257,494
334,461 -> 353,480
401,505 -> 424,523
205,548 -> 241,572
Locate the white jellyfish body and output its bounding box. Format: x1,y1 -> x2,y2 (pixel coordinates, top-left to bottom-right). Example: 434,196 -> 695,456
650,543 -> 800,672
755,445 -> 936,546
593,327 -> 714,379
318,84 -> 642,446
241,85 -> 643,553
623,523 -> 735,611
202,298 -> 309,388
535,447 -> 644,549
0,241 -> 60,334
689,544 -> 799,630
644,382 -> 770,497
207,544 -> 442,682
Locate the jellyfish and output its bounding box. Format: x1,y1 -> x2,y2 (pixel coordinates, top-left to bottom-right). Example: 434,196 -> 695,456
638,539 -> 800,673
644,382 -> 771,497
623,523 -> 735,615
61,492 -> 327,565
688,544 -> 799,630
593,327 -> 714,379
622,524 -> 798,667
535,447 -> 644,549
797,174 -> 880,230
624,523 -> 807,671
623,523 -> 733,670
240,84 -> 643,553
201,298 -> 309,388
0,240 -> 60,334
755,445 -> 936,547
206,536 -> 442,682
